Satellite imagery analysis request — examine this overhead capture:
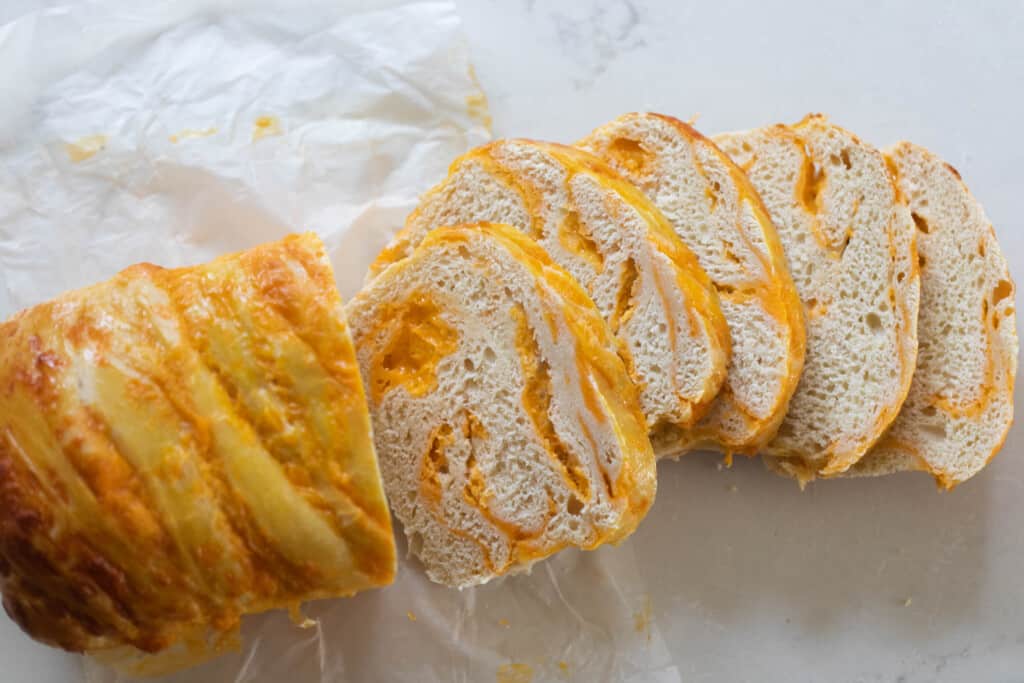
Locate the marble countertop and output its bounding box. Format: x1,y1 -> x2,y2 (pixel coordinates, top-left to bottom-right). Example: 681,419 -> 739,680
3,1 -> 1022,681
454,1 -> 1024,681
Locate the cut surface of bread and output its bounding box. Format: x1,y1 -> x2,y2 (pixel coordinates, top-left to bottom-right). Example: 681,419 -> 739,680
369,139 -> 730,448
348,222 -> 656,588
578,112 -> 805,455
0,234 -> 395,673
715,115 -> 920,479
845,143 -> 1018,488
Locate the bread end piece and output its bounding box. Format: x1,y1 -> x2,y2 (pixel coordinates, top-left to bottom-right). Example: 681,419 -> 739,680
0,234 -> 395,671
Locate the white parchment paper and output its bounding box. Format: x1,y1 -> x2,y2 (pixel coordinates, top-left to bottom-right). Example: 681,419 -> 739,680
0,2 -> 676,681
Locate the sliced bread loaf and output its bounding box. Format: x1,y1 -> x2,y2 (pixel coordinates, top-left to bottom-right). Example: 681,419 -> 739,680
578,113 -> 806,455
845,143 -> 1018,488
370,139 -> 730,450
347,222 -> 656,587
715,115 -> 920,479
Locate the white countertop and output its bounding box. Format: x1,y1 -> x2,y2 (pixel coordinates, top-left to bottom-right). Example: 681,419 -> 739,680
454,1 -> 1024,681
4,1 -> 1024,681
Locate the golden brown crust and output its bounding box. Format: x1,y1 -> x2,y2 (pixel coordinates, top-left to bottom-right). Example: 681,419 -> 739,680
0,234 -> 395,661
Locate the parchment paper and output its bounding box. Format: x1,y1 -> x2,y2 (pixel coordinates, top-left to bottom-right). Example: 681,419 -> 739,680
0,1 -> 675,681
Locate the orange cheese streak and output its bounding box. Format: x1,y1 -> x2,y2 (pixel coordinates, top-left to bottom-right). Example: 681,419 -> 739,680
362,293 -> 460,403
413,225 -> 655,535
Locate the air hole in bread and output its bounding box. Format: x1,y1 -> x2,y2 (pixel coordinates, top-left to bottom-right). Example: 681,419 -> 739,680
993,279 -> 1014,305
483,347 -> 497,363
865,312 -> 882,331
911,212 -> 930,234
797,153 -> 825,212
558,209 -> 605,273
921,422 -> 946,439
838,231 -> 852,255
922,405 -> 937,417
978,241 -> 987,257
464,358 -> 475,372
567,495 -> 584,516
705,186 -> 719,211
840,149 -> 852,169
409,531 -> 424,556
611,258 -> 640,332
606,137 -> 654,175
919,254 -> 927,269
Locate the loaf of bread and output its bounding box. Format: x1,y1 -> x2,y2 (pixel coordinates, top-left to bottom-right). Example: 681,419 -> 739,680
348,222 -> 656,588
845,143 -> 1018,487
715,115 -> 921,480
369,139 -> 730,451
579,113 -> 806,456
0,234 -> 395,675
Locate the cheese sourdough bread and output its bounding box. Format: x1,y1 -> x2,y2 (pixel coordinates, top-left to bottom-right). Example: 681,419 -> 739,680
715,115 -> 921,479
846,142 -> 1018,488
369,139 -> 730,449
348,222 -> 656,588
579,113 -> 805,455
0,234 -> 395,675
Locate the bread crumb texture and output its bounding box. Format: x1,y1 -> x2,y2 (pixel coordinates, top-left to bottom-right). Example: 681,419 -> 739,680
348,223 -> 656,587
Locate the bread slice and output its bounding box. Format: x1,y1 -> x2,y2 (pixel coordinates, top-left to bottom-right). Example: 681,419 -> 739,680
844,143 -> 1018,488
715,115 -> 920,479
348,222 -> 656,587
369,139 -> 730,450
578,113 -> 806,455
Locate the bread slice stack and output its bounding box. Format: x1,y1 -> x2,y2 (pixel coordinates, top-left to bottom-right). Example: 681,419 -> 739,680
846,142 -> 1018,488
355,113 -> 1016,587
578,113 -> 806,457
715,115 -> 922,481
371,139 -> 731,450
348,222 -> 656,587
